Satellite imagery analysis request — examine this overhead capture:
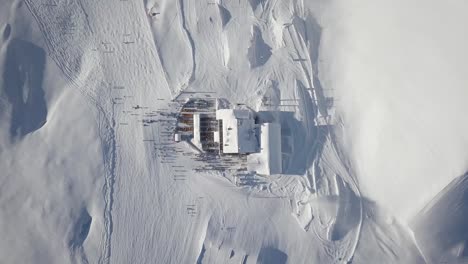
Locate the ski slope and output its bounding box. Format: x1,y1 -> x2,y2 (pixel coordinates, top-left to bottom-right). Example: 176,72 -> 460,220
0,0 -> 467,263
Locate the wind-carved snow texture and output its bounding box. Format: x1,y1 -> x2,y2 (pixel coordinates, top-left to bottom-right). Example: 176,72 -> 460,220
23,0 -> 99,97
247,26 -> 272,68
282,81 -> 316,175
68,208 -> 92,264
351,199 -> 426,263
291,15 -> 329,118
248,0 -> 265,11
196,244 -> 206,264
412,172 -> 468,263
196,215 -> 253,264
279,9 -> 364,261
218,4 -> 231,28
257,247 -> 288,264
2,23 -> 11,41
145,0 -> 195,94
2,0 -> 450,263
21,2 -> 116,263
179,0 -> 196,85
98,107 -> 117,264
2,38 -> 47,139
329,180 -> 361,241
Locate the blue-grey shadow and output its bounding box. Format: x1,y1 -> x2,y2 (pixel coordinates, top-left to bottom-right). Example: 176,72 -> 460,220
2,38 -> 47,139
257,247 -> 288,264
411,172 -> 468,262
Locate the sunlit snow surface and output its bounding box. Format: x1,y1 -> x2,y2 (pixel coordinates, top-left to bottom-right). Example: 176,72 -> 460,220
0,0 -> 467,263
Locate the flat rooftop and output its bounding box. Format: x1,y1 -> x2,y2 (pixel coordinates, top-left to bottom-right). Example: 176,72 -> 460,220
216,109 -> 258,154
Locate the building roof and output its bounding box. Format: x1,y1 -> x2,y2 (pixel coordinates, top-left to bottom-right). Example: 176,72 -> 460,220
248,123 -> 282,175
216,109 -> 258,154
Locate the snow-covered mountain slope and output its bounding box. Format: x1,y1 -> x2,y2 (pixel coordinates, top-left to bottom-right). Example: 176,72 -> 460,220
319,0 -> 468,220
411,172 -> 468,264
0,0 -> 466,263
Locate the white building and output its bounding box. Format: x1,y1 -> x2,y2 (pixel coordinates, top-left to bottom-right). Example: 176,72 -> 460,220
259,123 -> 282,175
216,109 -> 258,154
184,106 -> 282,175
248,123 -> 282,175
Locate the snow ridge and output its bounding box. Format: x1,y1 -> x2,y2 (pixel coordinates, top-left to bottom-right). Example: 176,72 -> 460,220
178,0 -> 196,85
98,104 -> 117,264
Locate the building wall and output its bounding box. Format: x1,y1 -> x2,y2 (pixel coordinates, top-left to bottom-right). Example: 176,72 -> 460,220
193,113 -> 202,149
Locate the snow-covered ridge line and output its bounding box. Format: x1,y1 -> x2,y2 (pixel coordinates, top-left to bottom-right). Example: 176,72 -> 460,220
178,0 -> 196,85
98,106 -> 117,264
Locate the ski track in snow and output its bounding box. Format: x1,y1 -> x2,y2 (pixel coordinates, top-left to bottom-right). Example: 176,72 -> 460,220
285,13 -> 363,262
23,0 -> 99,98
23,1 -> 117,263
5,0 -> 462,262
98,105 -> 117,264
16,0 -> 403,263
